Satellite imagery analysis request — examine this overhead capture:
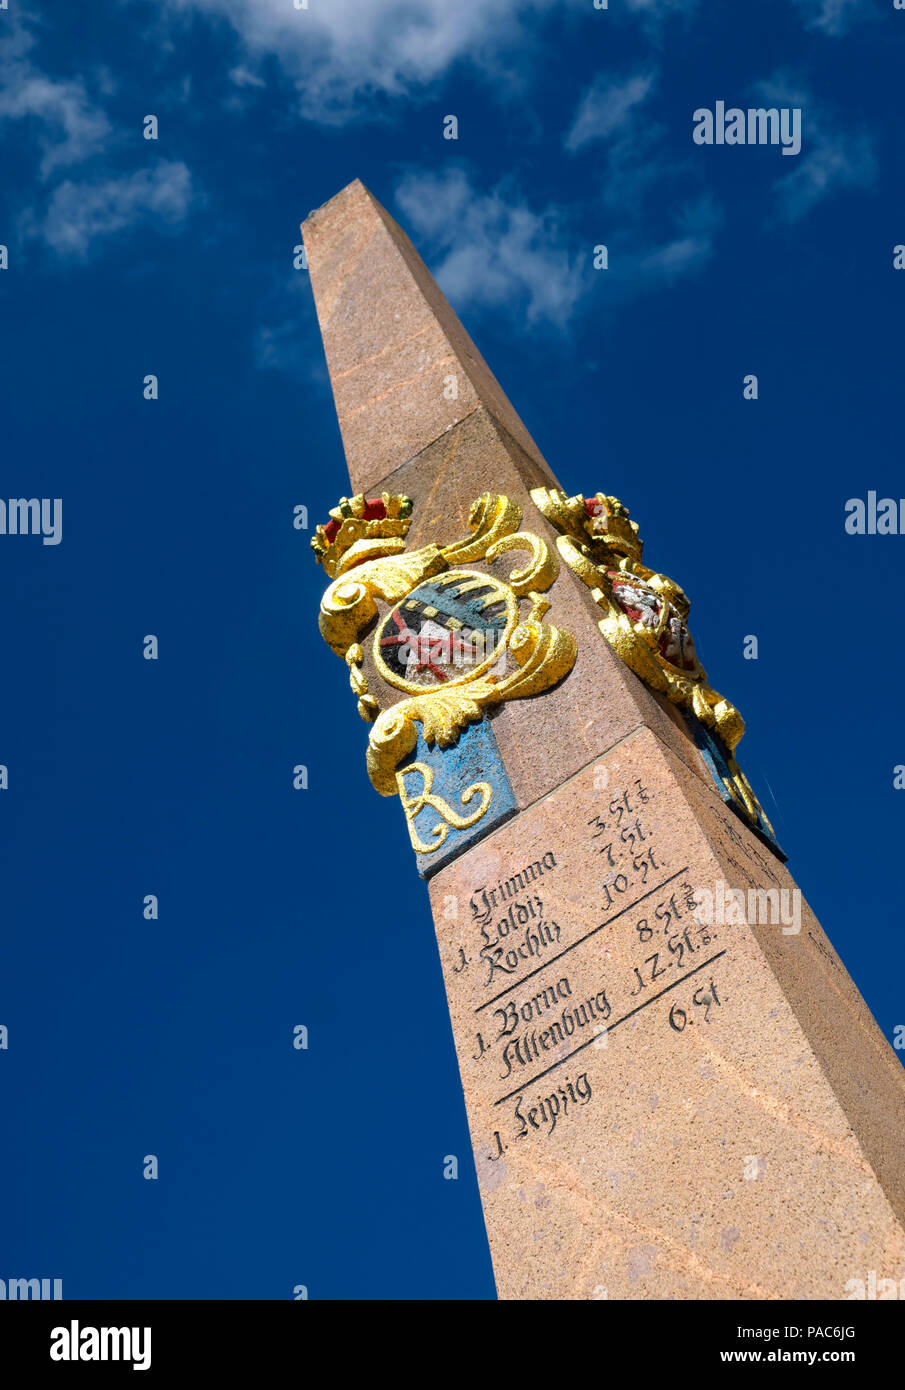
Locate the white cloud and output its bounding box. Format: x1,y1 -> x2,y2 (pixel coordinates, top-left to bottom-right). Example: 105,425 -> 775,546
394,170 -> 585,330
566,72 -> 656,152
255,274 -> 319,377
790,0 -> 863,36
635,193 -> 723,282
619,0 -> 701,30
163,0 -> 568,117
566,61 -> 712,275
754,75 -> 877,222
37,162 -> 194,257
624,0 -> 699,10
0,17 -> 196,260
772,131 -> 876,221
565,67 -> 675,218
228,66 -> 266,90
0,20 -> 111,177
390,166 -> 722,331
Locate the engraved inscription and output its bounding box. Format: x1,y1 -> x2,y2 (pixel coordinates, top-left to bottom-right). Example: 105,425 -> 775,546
443,774 -> 734,1164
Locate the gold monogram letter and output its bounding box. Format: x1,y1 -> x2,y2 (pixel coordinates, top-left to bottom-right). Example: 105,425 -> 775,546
395,762 -> 492,854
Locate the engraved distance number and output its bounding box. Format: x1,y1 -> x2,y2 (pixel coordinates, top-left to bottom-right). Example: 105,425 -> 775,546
668,979 -> 723,1032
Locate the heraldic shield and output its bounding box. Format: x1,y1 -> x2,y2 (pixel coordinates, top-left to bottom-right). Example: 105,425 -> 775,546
311,493 -> 577,876
530,487 -> 783,858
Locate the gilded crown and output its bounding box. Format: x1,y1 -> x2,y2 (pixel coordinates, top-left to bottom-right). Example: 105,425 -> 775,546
311,493 -> 413,578
582,494 -> 642,562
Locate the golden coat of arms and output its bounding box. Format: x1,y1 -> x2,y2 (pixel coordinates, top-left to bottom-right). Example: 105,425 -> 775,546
311,492 -> 576,871
530,488 -> 781,854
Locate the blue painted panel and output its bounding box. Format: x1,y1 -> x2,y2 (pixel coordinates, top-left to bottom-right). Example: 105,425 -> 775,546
396,716 -> 517,878
683,712 -> 786,861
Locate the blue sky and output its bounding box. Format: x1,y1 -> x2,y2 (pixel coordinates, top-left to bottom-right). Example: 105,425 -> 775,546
1,0 -> 903,1299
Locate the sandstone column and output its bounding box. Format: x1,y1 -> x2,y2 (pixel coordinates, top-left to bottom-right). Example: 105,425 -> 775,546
303,180 -> 905,1300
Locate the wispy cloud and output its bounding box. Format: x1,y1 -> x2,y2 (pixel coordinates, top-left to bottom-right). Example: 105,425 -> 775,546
624,0 -> 699,11
619,0 -> 701,34
162,0 -> 567,118
634,193 -> 723,282
754,74 -> 877,222
789,0 -> 864,36
35,163 -> 194,258
0,20 -> 111,177
228,66 -> 266,91
773,131 -> 876,221
394,170 -> 585,331
566,67 -> 671,220
1,16 -> 197,260
392,164 -> 721,335
254,275 -> 328,384
565,72 -> 656,152
563,63 -> 720,289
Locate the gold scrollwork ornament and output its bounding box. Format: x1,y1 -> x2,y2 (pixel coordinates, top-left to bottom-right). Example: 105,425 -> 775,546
530,487 -> 777,845
530,488 -> 742,747
311,493 -> 577,820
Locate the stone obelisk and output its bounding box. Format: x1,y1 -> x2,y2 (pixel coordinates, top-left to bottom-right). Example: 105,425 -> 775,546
303,180 -> 905,1300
